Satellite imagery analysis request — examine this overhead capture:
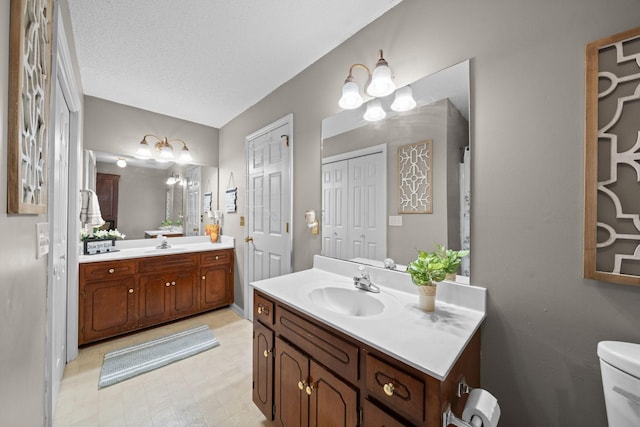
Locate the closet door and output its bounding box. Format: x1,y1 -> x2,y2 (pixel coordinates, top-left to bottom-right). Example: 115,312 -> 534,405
321,160 -> 348,259
347,153 -> 386,261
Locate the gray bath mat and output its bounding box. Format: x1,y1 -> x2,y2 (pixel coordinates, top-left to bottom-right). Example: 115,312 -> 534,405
98,324 -> 219,389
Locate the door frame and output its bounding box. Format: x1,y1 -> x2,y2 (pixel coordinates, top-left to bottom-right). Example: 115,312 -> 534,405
243,114 -> 293,319
45,7 -> 82,423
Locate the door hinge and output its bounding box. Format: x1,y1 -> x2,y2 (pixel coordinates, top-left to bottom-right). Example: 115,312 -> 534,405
281,134 -> 289,147
358,407 -> 363,425
286,222 -> 289,233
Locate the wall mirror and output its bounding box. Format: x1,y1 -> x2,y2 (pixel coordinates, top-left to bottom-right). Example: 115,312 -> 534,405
321,60 -> 471,277
85,150 -> 218,240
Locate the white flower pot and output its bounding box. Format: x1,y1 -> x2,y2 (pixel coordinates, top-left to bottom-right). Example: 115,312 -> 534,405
418,285 -> 437,312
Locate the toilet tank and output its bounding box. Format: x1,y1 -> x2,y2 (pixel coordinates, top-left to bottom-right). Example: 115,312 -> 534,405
598,341 -> 640,427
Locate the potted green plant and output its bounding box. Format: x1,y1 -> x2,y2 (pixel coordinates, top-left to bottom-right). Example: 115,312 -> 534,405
407,250 -> 447,311
434,244 -> 470,281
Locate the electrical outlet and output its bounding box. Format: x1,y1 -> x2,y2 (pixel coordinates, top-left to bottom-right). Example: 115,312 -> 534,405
388,216 -> 403,227
36,222 -> 49,258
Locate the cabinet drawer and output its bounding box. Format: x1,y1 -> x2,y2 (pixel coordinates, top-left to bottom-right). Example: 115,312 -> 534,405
365,353 -> 425,425
254,292 -> 274,325
138,253 -> 198,273
81,260 -> 137,281
362,399 -> 412,427
200,249 -> 233,266
276,306 -> 358,384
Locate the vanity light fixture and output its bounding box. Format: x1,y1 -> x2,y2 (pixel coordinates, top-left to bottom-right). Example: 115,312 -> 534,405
166,173 -> 180,185
116,157 -> 127,168
338,50 -> 415,121
136,134 -> 193,163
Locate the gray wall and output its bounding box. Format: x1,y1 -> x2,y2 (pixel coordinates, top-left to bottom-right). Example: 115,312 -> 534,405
83,96 -> 220,167
219,1 -> 640,426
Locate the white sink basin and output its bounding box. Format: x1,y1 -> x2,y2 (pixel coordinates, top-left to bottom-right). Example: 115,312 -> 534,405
308,286 -> 384,317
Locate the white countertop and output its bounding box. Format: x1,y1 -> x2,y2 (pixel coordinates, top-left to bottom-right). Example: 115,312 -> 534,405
79,235 -> 235,263
251,255 -> 486,381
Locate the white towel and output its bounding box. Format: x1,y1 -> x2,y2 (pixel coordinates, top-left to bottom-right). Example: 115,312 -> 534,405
80,189 -> 105,226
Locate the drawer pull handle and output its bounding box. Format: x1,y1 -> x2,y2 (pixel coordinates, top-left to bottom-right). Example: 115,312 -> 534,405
108,268 -> 115,274
298,381 -> 305,390
257,305 -> 270,315
383,382 -> 395,396
128,288 -> 134,294
263,349 -> 271,358
305,384 -> 314,396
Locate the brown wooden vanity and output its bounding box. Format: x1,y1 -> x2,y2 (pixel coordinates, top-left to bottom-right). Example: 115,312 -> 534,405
79,248 -> 233,345
252,289 -> 481,427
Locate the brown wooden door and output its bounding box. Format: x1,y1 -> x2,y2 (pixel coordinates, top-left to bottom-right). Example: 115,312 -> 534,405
274,337 -> 309,427
138,273 -> 171,326
200,264 -> 231,310
253,321 -> 274,420
96,173 -> 119,230
309,360 -> 358,427
81,277 -> 137,344
171,270 -> 198,316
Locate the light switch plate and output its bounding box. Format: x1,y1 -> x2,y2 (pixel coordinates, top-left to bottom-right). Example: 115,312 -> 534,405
388,216 -> 403,227
36,222 -> 49,258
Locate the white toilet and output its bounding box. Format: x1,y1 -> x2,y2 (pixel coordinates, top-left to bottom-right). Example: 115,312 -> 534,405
598,341 -> 640,427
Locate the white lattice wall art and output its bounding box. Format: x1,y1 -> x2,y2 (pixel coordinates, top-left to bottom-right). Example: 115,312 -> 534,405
398,139 -> 433,214
584,26 -> 640,286
7,0 -> 54,214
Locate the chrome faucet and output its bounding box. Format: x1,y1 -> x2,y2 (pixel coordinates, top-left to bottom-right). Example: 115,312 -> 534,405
156,235 -> 171,249
353,265 -> 380,293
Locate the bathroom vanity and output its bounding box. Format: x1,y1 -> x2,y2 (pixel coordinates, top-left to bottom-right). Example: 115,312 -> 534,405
78,237 -> 234,345
251,256 -> 486,426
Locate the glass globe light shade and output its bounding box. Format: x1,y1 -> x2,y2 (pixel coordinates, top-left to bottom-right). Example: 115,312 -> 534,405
363,99 -> 386,122
390,86 -> 417,112
338,80 -> 364,110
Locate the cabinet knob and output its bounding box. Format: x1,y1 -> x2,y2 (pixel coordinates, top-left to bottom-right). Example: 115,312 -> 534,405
383,382 -> 395,396
263,349 -> 271,358
202,276 -> 206,280
108,268 -> 115,274
165,282 -> 171,287
298,381 -> 305,390
171,281 -> 176,286
128,288 -> 134,294
215,256 -> 219,260
305,384 -> 314,396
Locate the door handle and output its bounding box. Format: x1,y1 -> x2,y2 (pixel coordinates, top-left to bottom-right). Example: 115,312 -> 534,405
245,236 -> 254,243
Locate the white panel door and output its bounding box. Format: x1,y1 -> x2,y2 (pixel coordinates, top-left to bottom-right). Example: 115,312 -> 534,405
347,152 -> 386,261
49,78 -> 70,414
246,116 -> 292,318
186,166 -> 201,236
321,160 -> 348,258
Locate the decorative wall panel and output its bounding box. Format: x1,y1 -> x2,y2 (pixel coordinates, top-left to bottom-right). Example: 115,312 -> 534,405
398,140 -> 432,214
7,0 -> 54,214
584,26 -> 640,286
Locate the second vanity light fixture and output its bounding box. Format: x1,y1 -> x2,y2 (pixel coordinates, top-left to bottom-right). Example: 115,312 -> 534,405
136,134 -> 193,163
338,50 -> 416,121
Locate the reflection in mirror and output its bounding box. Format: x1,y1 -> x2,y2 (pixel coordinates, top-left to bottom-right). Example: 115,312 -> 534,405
87,150 -> 218,240
321,60 -> 470,277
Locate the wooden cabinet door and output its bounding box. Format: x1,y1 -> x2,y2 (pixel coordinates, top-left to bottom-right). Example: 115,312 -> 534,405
80,277 -> 137,344
253,321 -> 274,420
138,274 -> 171,326
171,270 -> 198,316
309,360 -> 358,427
200,264 -> 231,310
274,337 -> 309,427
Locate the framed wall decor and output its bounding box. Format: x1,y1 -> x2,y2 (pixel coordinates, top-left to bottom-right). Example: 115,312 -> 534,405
398,139 -> 433,214
7,0 -> 55,214
584,26 -> 640,286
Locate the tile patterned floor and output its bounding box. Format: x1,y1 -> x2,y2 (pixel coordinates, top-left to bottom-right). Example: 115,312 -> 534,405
53,308 -> 274,427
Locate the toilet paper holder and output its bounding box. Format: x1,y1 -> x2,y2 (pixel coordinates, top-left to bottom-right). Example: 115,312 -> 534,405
457,377 -> 472,397
442,404 -> 483,427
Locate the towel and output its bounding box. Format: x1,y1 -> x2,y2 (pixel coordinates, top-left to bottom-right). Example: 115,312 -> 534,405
80,189 -> 105,226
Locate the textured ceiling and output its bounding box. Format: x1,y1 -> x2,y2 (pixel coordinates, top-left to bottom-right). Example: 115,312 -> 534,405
67,0 -> 402,128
